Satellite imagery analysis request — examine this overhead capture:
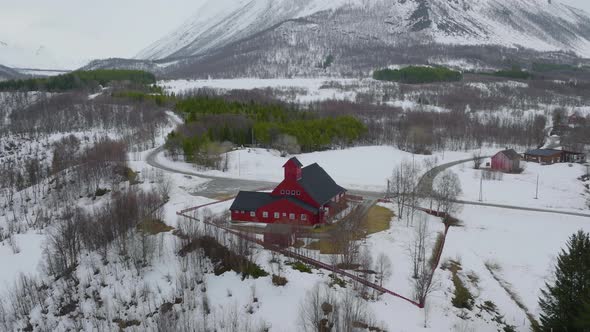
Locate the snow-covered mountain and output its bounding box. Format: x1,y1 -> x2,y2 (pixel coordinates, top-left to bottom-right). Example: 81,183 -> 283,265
0,40 -> 83,70
0,64 -> 22,81
137,0 -> 590,62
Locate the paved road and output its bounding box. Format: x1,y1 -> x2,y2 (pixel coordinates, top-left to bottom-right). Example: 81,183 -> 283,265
416,156 -> 486,195
146,147 -> 276,198
147,147 -> 589,218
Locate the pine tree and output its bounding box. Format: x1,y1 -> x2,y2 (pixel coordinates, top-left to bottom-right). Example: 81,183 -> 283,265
574,301 -> 590,329
538,230 -> 590,331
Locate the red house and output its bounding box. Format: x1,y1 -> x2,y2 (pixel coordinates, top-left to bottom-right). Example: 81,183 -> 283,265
230,158 -> 347,225
491,149 -> 522,173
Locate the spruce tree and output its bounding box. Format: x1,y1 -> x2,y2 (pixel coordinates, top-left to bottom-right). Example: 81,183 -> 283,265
538,230 -> 590,331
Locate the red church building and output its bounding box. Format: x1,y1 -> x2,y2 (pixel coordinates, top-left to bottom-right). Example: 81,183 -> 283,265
230,158 -> 347,225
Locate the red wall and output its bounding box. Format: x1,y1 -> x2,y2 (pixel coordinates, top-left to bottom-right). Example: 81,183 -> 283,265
271,179 -> 319,208
491,153 -> 510,171
231,198 -> 320,225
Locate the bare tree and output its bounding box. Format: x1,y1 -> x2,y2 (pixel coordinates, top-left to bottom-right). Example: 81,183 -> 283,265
375,253 -> 392,287
390,160 -> 421,224
433,170 -> 462,216
156,170 -> 173,201
298,284 -> 328,332
409,214 -> 430,279
472,151 -> 482,169
44,212 -> 83,278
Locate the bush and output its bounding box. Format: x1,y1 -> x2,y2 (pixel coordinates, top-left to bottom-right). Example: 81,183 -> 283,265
272,274 -> 288,286
290,261 -> 312,273
94,188 -> 109,197
372,66 -> 462,84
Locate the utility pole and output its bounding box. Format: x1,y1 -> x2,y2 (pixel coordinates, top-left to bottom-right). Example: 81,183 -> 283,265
535,174 -> 539,199
238,150 -> 241,177
478,176 -> 483,202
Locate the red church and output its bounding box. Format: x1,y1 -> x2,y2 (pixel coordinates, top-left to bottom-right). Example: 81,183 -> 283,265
230,158 -> 347,225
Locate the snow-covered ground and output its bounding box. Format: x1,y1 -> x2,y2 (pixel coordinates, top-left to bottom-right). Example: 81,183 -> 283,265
450,160 -> 589,212
154,146 -> 498,192
159,78 -> 361,103
443,205 -> 590,330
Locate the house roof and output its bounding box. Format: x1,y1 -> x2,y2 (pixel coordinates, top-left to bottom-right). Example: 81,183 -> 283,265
285,196 -> 319,213
230,192 -> 278,211
524,149 -> 563,157
283,157 -> 302,168
496,149 -> 521,160
230,192 -> 319,213
298,163 -> 346,205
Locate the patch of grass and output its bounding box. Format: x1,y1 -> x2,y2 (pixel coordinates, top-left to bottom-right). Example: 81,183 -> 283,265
137,219 -> 174,235
328,274 -> 346,288
288,261 -> 312,273
309,223 -> 338,233
244,263 -> 269,278
428,232 -> 445,269
361,205 -> 392,235
442,259 -> 474,310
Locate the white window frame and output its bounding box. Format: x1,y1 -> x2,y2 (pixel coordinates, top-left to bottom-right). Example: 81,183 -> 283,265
250,211 -> 256,217
291,190 -> 296,195
274,212 -> 280,219
301,214 -> 307,221
296,191 -> 300,195
262,211 -> 268,218
281,190 -> 285,195
289,213 -> 295,220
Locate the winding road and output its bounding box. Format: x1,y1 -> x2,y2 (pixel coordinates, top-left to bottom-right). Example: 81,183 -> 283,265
146,146 -> 590,218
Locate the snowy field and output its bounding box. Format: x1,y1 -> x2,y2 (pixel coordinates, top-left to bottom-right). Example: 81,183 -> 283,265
450,160 -> 589,212
442,205 -> 590,330
154,146 -> 499,192
159,78 -> 361,103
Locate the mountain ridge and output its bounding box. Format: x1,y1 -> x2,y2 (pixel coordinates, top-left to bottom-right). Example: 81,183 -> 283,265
137,0 -> 590,62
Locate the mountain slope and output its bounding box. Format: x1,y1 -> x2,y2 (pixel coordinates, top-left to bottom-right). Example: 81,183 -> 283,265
0,64 -> 22,81
137,0 -> 590,64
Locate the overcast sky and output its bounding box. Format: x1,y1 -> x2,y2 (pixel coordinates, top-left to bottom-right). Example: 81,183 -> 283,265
0,0 -> 208,68
0,0 -> 588,69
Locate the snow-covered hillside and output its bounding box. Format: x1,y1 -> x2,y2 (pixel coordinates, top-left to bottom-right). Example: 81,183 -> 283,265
0,64 -> 21,81
137,0 -> 590,61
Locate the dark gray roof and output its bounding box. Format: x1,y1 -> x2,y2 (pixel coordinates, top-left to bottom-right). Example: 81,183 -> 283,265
230,192 -> 278,211
286,197 -> 319,213
497,149 -> 521,160
525,149 -> 563,157
230,192 -> 319,213
298,163 -> 346,205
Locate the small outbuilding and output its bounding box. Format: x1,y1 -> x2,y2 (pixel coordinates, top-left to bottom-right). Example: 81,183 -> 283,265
491,149 -> 522,173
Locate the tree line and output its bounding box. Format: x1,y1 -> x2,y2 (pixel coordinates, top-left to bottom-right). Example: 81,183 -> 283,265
373,66 -> 463,84
0,69 -> 156,92
165,91 -> 367,162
